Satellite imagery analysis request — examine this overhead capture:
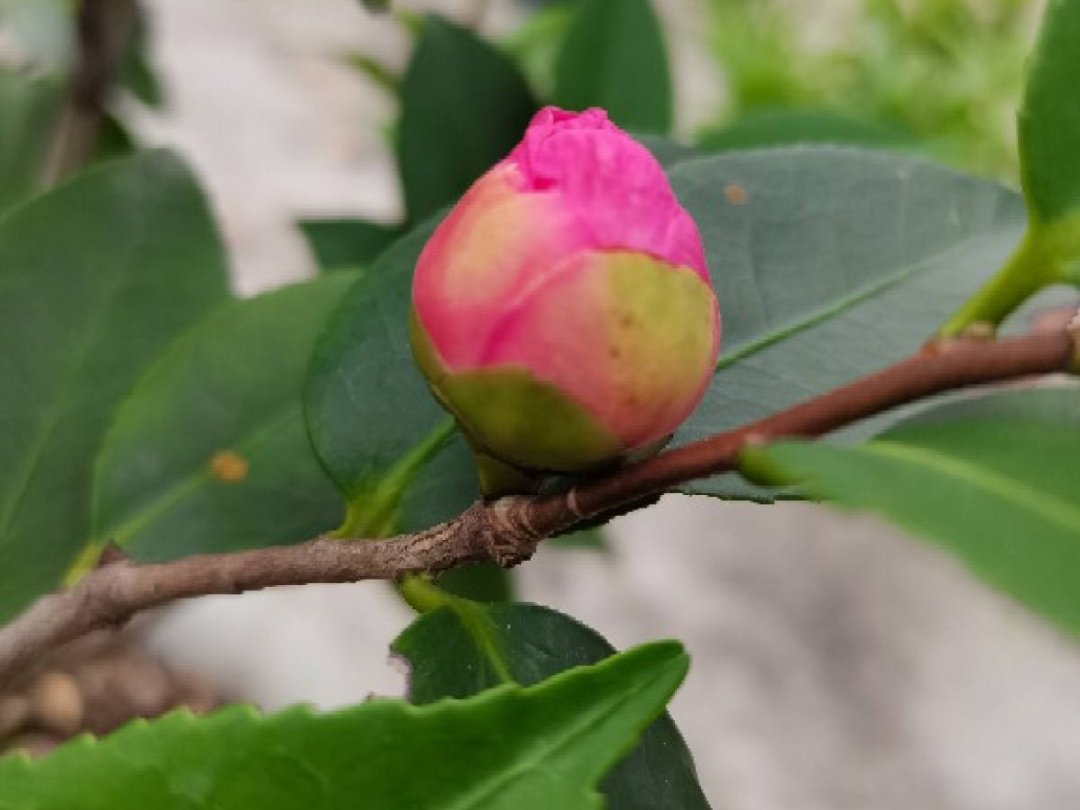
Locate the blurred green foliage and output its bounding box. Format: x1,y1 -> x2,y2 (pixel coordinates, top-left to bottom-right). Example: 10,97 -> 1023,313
702,0 -> 1041,180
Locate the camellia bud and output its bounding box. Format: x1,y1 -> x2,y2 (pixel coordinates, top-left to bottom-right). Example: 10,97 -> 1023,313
410,106 -> 721,494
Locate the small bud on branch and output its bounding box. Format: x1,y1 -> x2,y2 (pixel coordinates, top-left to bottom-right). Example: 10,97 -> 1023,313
410,107 -> 719,495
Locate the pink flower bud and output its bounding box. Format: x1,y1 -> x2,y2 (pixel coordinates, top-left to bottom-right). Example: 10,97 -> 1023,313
411,107 -> 720,482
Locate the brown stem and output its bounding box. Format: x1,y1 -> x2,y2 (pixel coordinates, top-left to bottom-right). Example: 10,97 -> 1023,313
40,0 -> 137,185
0,330 -> 1075,687
0,504 -> 514,688
528,328 -> 1078,528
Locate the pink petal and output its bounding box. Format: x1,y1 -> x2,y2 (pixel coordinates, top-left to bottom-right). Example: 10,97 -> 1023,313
507,106 -> 708,280
480,250 -> 719,447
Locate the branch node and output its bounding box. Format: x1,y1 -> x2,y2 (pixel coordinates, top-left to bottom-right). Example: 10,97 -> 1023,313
95,543 -> 129,569
742,432 -> 769,448
565,489 -> 585,520
0,330 -> 1073,686
482,497 -> 544,567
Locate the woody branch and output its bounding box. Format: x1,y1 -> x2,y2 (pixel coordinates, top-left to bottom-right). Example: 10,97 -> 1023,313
0,329 -> 1075,687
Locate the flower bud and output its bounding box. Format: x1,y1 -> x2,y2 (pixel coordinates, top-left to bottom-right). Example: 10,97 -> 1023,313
410,107 -> 720,492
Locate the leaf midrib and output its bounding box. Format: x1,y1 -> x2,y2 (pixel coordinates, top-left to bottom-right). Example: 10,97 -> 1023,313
714,226 -> 999,372
443,663 -> 669,810
449,600 -> 515,685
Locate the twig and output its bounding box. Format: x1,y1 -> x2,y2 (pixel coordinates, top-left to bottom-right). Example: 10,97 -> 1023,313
0,330 -> 1075,687
40,0 -> 137,185
526,327 -> 1079,526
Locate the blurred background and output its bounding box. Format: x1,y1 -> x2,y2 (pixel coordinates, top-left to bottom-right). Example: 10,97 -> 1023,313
3,1 -> 1080,808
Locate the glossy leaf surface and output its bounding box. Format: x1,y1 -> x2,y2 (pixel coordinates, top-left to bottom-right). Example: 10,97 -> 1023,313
0,152 -> 229,620
395,601 -> 711,809
553,0 -> 672,133
93,276 -> 353,561
398,15 -> 536,223
669,148 -> 1027,499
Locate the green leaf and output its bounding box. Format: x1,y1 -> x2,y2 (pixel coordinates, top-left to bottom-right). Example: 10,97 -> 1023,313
0,151 -> 229,622
0,642 -> 688,810
119,5 -> 164,108
305,220 -> 479,536
91,114 -> 138,164
696,108 -> 913,152
1018,0 -> 1080,224
398,15 -> 536,223
435,562 -> 514,602
668,147 -> 1028,500
298,218 -> 400,272
395,602 -> 710,810
121,49 -> 163,109
91,276 -> 353,562
756,387 -> 1080,635
0,70 -> 64,213
553,0 -> 672,133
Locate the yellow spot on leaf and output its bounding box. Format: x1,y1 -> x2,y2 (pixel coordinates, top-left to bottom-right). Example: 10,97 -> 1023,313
210,450 -> 249,483
724,183 -> 747,205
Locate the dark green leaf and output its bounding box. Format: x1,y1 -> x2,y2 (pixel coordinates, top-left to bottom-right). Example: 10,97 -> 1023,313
92,276 -> 353,562
0,642 -> 688,810
395,602 -> 710,810
1018,0 -> 1080,223
305,220 -> 479,536
697,108 -> 912,152
756,387 -> 1080,635
668,147 -> 1027,500
91,114 -> 138,163
0,70 -> 64,213
0,151 -> 229,621
298,218 -> 400,272
119,6 -> 163,108
392,429 -> 481,533
435,562 -> 513,602
553,0 -> 672,133
120,50 -> 162,109
398,15 -> 536,223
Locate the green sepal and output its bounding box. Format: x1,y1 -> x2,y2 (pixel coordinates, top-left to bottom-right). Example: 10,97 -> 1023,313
471,447 -> 545,498
409,313 -> 624,487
